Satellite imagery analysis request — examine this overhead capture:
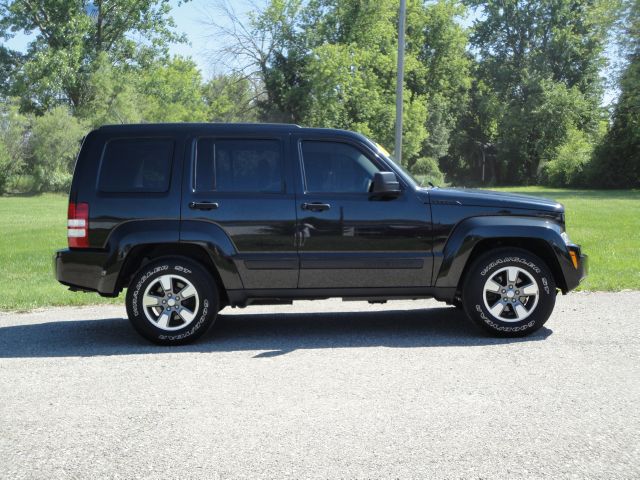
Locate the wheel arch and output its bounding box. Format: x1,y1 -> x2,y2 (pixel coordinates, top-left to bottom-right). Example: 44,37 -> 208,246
456,238 -> 566,294
115,243 -> 234,306
435,216 -> 570,294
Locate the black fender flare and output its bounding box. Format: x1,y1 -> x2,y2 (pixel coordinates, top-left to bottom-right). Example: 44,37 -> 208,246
178,219 -> 243,290
98,219 -> 243,294
435,216 -> 571,290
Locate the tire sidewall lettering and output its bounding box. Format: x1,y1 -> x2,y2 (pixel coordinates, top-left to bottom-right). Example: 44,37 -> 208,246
473,254 -> 551,332
128,261 -> 216,343
131,265 -> 169,317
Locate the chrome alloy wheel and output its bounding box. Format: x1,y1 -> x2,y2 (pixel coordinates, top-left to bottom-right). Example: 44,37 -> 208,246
482,266 -> 539,322
141,274 -> 200,331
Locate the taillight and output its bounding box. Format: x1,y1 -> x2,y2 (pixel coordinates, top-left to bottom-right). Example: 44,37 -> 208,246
67,202 -> 89,248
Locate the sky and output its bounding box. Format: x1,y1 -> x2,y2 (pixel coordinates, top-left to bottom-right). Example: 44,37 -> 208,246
166,0 -> 249,78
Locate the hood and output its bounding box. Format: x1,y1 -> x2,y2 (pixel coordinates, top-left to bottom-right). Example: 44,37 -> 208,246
425,187 -> 564,214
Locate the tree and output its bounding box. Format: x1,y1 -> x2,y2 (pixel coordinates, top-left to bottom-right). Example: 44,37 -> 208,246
0,98 -> 29,193
0,0 -> 185,113
28,106 -> 85,192
76,53 -> 142,127
591,0 -> 640,187
202,74 -> 259,122
204,0 -> 472,167
409,0 -> 471,161
463,0 -> 618,184
0,45 -> 21,97
136,56 -> 208,122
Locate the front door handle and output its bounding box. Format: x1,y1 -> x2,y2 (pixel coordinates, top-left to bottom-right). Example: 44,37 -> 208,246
189,201 -> 219,211
301,202 -> 331,212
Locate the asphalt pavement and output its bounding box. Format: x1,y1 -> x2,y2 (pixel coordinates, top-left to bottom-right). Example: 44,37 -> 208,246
0,291 -> 638,479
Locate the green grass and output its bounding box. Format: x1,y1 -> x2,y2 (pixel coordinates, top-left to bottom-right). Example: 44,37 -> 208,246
0,188 -> 638,310
494,187 -> 640,291
0,194 -> 118,311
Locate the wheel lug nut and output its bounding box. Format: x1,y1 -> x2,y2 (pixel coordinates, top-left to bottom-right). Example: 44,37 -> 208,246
508,285 -> 513,289
515,290 -> 519,295
503,297 -> 508,301
501,289 -> 506,293
512,299 -> 516,303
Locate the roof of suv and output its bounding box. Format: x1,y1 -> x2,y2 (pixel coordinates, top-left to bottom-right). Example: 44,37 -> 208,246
96,123 -> 366,139
99,122 -> 301,131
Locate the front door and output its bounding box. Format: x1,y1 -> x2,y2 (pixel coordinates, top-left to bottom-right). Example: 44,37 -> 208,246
181,134 -> 298,289
293,135 -> 433,289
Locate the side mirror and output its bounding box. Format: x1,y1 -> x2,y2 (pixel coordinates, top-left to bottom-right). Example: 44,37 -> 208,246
371,171 -> 401,196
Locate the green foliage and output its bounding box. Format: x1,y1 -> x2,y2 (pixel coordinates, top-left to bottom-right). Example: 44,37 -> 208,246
410,157 -> 445,185
461,0 -> 617,184
203,75 -> 259,123
137,57 -> 209,122
76,54 -> 142,127
0,0 -> 634,191
212,0 -> 470,167
540,127 -> 596,187
0,99 -> 29,193
496,79 -> 593,183
303,42 -> 400,151
590,0 -> 640,188
28,107 -> 85,192
0,0 -> 184,112
0,140 -> 12,193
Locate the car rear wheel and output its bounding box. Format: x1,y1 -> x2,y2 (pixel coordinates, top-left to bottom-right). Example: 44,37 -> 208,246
125,257 -> 219,345
461,247 -> 556,337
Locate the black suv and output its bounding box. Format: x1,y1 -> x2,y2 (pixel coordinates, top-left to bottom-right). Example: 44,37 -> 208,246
55,123 -> 587,344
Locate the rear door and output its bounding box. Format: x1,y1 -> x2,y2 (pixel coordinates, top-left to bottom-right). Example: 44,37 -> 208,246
293,133 -> 433,289
181,133 -> 298,289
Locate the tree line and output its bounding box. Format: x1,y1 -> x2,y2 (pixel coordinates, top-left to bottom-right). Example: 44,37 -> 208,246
0,0 -> 638,194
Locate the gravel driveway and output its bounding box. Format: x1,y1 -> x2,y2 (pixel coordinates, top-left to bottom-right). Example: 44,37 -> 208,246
0,291 -> 638,479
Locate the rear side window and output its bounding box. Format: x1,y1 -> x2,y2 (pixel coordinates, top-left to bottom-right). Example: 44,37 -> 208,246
195,138 -> 283,193
99,138 -> 174,193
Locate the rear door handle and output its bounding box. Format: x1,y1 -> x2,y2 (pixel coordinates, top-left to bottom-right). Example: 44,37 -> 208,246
189,201 -> 219,211
301,202 -> 331,212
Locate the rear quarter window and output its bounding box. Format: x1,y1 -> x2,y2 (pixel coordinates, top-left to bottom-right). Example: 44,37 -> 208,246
98,138 -> 174,193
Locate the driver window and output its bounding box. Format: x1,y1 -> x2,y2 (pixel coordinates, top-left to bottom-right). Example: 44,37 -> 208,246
301,141 -> 381,193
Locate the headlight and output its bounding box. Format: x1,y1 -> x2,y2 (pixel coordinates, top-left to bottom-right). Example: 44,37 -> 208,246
560,231 -> 571,245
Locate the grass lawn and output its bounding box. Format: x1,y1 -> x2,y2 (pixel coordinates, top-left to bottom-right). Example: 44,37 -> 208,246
0,188 -> 638,310
0,194 -> 118,311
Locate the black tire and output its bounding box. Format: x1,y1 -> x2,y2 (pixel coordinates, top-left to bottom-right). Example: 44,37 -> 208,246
461,247 -> 556,337
125,257 -> 219,345
451,298 -> 463,309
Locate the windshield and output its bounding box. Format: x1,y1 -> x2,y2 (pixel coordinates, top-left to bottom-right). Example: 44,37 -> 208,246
371,141 -> 421,187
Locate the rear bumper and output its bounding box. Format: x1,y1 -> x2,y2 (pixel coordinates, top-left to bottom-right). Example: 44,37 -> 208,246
562,244 -> 588,292
54,249 -> 119,296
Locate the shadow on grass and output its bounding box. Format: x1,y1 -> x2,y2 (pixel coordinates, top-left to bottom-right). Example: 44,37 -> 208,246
0,306 -> 552,358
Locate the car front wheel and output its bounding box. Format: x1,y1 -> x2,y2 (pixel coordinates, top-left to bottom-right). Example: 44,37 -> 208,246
461,247 -> 557,337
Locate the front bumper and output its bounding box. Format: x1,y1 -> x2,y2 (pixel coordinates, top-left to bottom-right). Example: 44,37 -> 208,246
562,244 -> 588,292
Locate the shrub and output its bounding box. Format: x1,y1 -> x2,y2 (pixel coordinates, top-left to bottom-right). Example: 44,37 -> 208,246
28,107 -> 86,192
0,100 -> 29,194
7,174 -> 37,194
0,141 -> 12,194
410,157 -> 445,186
539,127 -> 594,187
